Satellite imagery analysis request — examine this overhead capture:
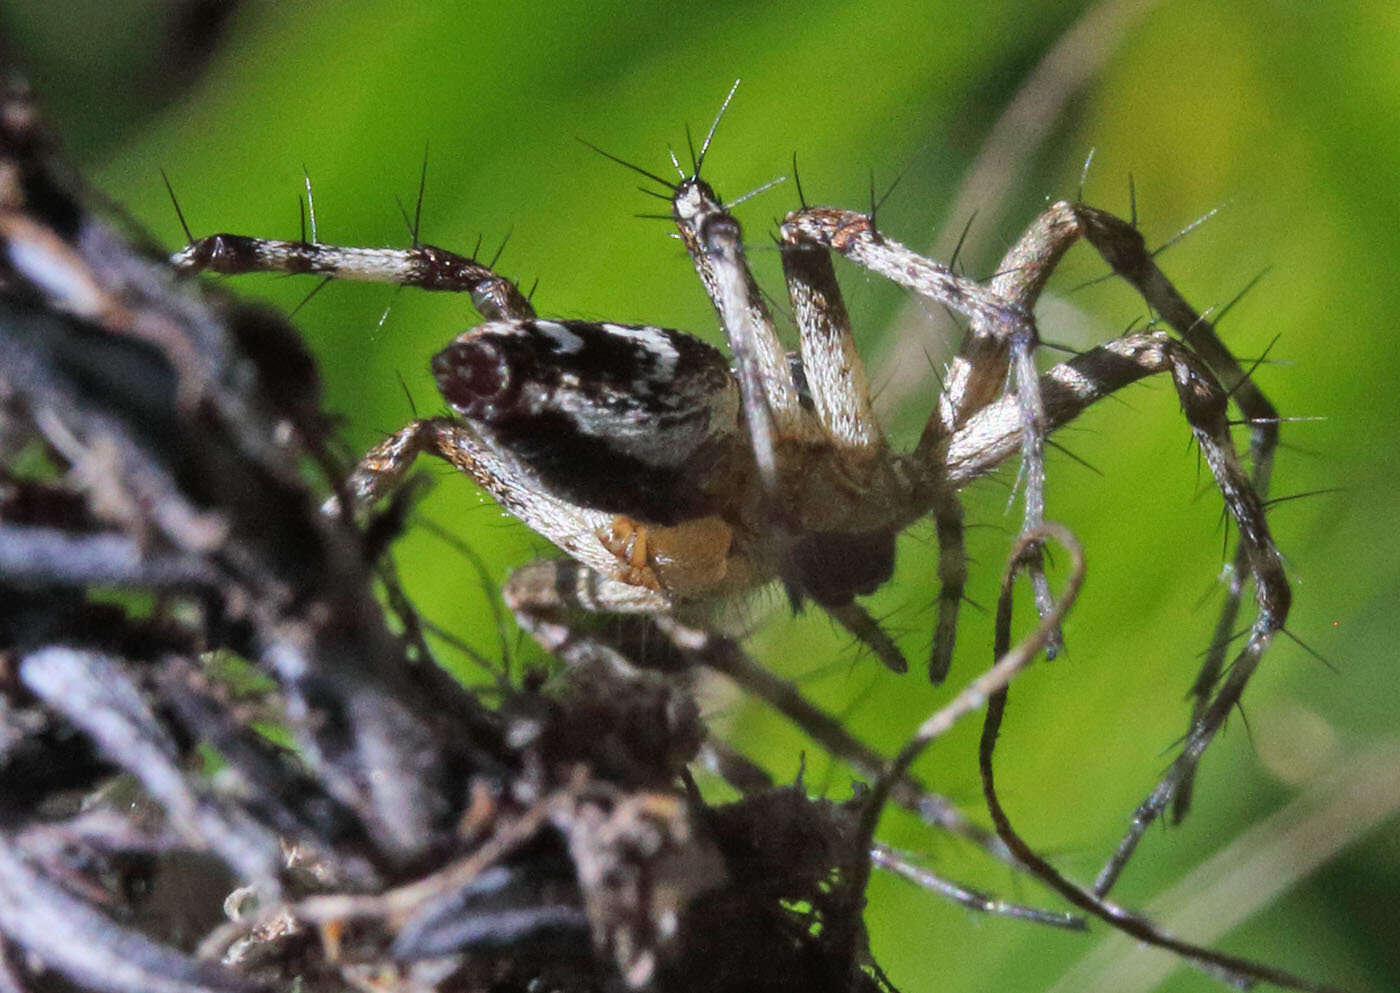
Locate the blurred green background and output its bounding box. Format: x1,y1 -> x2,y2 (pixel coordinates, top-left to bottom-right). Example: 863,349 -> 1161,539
5,1 -> 1398,991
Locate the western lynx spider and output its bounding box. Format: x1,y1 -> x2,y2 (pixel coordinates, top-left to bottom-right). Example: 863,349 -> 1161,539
168,87 -> 1307,987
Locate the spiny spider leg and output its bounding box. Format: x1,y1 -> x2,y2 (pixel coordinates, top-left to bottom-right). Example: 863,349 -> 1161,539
926,488 -> 969,682
781,208 -> 1059,676
781,218 -> 968,681
949,206 -> 1281,795
783,201 -> 1288,892
671,177 -> 810,490
935,208 -> 1079,430
973,536 -> 1336,993
778,225 -> 957,679
171,232 -> 535,321
776,234 -> 883,450
940,327 -> 1288,897
821,600 -> 908,674
943,332 -> 1178,484
1093,216 -> 1280,828
964,209 -> 1093,658
502,559 -> 672,668
667,176 -> 912,672
1005,202 -> 1286,894
1183,540 -> 1250,814
941,205 -> 1252,666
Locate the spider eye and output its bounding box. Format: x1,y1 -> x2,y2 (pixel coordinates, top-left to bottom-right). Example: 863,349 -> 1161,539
432,338 -> 517,418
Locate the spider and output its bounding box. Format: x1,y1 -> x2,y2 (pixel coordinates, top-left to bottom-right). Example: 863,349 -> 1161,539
168,88 -> 1289,911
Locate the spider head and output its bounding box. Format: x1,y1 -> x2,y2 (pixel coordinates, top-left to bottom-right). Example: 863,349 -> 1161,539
433,319 -> 743,524
434,331 -> 518,420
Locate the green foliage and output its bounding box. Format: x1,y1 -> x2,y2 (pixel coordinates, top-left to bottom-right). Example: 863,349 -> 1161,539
9,1 -> 1398,990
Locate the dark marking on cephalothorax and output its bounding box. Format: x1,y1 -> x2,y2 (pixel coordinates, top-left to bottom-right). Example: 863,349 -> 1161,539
488,410 -> 734,523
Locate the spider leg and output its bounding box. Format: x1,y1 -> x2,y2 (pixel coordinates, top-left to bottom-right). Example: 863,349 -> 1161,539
502,558 -> 673,671
1068,205 -> 1280,825
949,205 -> 1280,784
172,235 -> 535,321
335,416 -> 687,599
927,487 -> 968,682
941,330 -> 1288,896
935,207 -> 1081,432
994,206 -> 1282,794
1014,202 -> 1285,892
672,178 -> 812,489
976,545 -> 1333,993
334,417 -> 452,513
777,236 -> 883,451
780,228 -> 964,680
944,332 -> 1173,485
963,208 -> 1094,658
824,599 -> 907,674
1183,546 -> 1249,813
781,208 -> 1048,678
